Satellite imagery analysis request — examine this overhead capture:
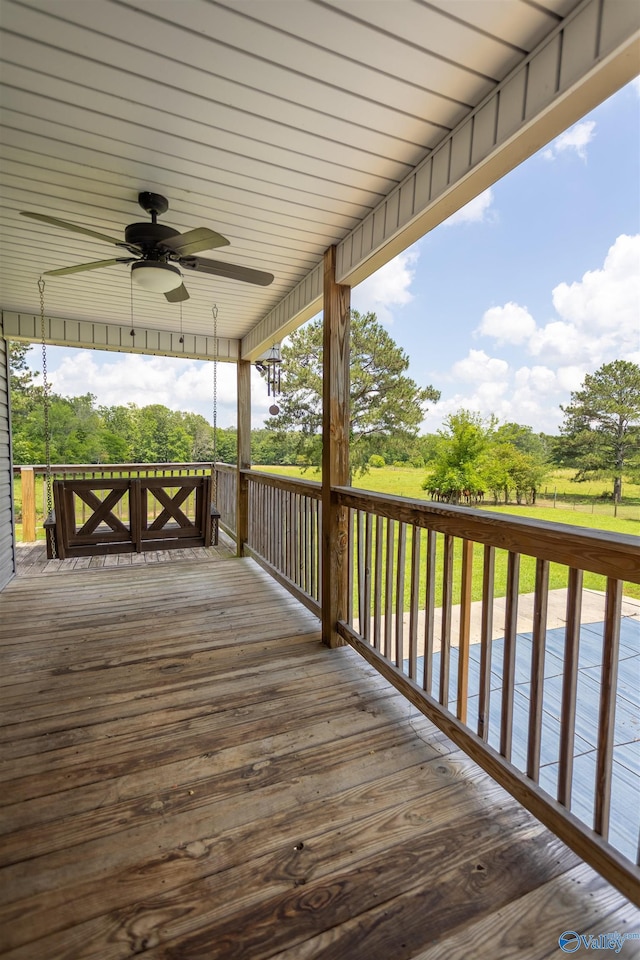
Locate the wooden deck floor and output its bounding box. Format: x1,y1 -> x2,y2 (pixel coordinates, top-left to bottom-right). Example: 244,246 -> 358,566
14,537 -> 236,577
0,557 -> 637,959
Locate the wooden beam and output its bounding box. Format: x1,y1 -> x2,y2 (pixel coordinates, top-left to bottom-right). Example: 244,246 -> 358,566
2,312 -> 240,362
236,360 -> 251,558
321,246 -> 350,648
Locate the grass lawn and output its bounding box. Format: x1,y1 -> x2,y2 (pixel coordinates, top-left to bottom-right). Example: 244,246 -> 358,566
254,464 -> 640,602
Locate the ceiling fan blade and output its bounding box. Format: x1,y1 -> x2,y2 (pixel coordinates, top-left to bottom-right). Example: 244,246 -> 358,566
161,227 -> 229,256
21,211 -> 125,246
44,258 -> 135,277
164,284 -> 189,303
183,256 -> 274,286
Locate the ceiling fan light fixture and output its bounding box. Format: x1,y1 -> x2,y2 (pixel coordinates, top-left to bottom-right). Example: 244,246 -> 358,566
131,260 -> 182,293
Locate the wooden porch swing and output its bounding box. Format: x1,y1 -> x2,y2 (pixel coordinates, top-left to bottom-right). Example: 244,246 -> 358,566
41,289 -> 221,559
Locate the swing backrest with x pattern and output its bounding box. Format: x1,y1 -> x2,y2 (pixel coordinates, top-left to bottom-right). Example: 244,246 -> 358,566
50,474 -> 213,559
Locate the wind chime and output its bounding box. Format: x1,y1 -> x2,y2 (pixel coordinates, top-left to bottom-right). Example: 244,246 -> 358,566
257,343 -> 282,415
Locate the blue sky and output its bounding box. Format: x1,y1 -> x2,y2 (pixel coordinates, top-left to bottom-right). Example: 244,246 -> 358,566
27,79 -> 639,435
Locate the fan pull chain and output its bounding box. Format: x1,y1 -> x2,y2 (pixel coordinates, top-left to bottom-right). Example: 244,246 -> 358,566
39,277 -> 56,558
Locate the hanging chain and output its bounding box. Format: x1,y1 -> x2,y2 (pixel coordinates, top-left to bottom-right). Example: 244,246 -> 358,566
39,277 -> 56,557
212,304 -> 218,501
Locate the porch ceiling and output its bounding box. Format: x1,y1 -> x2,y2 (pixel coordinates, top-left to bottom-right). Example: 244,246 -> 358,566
0,0 -> 638,360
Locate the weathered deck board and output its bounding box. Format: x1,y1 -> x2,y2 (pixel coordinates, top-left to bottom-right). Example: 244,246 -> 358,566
0,558 -> 635,959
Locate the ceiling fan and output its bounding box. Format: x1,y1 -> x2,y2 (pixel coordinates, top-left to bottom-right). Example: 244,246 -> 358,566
20,191 -> 274,302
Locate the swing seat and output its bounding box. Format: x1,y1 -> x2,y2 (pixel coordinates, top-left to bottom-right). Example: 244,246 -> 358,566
46,475 -> 215,559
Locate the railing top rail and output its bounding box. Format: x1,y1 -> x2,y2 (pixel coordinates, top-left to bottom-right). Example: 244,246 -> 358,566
14,462 -> 232,476
242,468 -> 322,500
334,486 -> 640,583
214,463 -> 237,475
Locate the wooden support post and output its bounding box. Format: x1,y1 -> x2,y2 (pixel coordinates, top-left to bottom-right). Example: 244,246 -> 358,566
236,359 -> 251,557
21,467 -> 36,542
321,245 -> 350,648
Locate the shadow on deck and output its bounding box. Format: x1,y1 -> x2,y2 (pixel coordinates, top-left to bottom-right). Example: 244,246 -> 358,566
0,557 -> 636,959
14,536 -> 236,577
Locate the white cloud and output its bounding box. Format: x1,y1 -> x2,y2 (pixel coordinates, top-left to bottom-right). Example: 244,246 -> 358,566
422,361 -> 569,434
475,302 -> 536,345
528,319 -> 589,363
475,235 -> 639,368
44,350 -> 272,429
353,248 -> 418,323
445,188 -> 494,226
542,120 -> 596,161
551,233 -> 640,346
451,349 -> 509,383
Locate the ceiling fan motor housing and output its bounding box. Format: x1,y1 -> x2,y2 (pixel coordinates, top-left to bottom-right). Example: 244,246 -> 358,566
124,222 -> 180,258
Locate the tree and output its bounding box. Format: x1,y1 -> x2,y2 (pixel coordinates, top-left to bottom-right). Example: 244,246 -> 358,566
422,410 -> 488,503
560,360 -> 640,502
265,310 -> 440,474
422,411 -> 549,506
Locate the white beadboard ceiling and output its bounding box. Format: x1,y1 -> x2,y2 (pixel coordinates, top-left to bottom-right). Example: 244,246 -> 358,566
0,0 -> 637,357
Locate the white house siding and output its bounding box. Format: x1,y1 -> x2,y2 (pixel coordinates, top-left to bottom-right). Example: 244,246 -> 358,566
0,321 -> 16,590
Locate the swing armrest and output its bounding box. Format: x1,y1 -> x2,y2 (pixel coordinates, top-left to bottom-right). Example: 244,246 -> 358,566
43,509 -> 56,529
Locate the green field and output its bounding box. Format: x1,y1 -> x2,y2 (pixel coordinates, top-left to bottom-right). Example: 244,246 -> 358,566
253,464 -> 639,602
253,463 -> 640,524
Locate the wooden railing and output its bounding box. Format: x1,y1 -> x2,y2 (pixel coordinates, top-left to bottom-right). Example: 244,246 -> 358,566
243,470 -> 322,616
334,487 -> 639,903
237,472 -> 639,903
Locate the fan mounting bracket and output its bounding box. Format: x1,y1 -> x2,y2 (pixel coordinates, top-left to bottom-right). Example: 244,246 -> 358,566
138,191 -> 169,218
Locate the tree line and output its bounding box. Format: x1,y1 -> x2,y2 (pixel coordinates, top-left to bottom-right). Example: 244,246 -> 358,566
9,311 -> 640,503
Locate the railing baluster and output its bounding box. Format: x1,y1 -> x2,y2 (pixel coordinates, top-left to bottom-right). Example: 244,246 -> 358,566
373,515 -> 383,652
304,497 -> 313,596
527,558 -> 549,782
347,508 -> 355,627
297,492 -> 301,589
423,529 -> 436,696
439,534 -> 453,708
457,539 -> 473,724
408,526 -> 420,680
478,544 -> 495,740
317,499 -> 323,606
357,510 -> 365,635
594,578 -> 622,841
364,512 -> 373,645
384,519 -> 394,660
500,551 -> 520,762
558,567 -> 583,808
395,522 -> 406,669
311,499 -> 317,602
292,490 -> 298,583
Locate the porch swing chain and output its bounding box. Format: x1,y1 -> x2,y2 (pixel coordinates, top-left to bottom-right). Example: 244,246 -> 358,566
38,277 -> 56,557
212,304 -> 218,504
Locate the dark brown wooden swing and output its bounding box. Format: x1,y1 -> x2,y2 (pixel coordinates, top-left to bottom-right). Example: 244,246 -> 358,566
44,474 -> 220,559
40,291 -> 222,561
